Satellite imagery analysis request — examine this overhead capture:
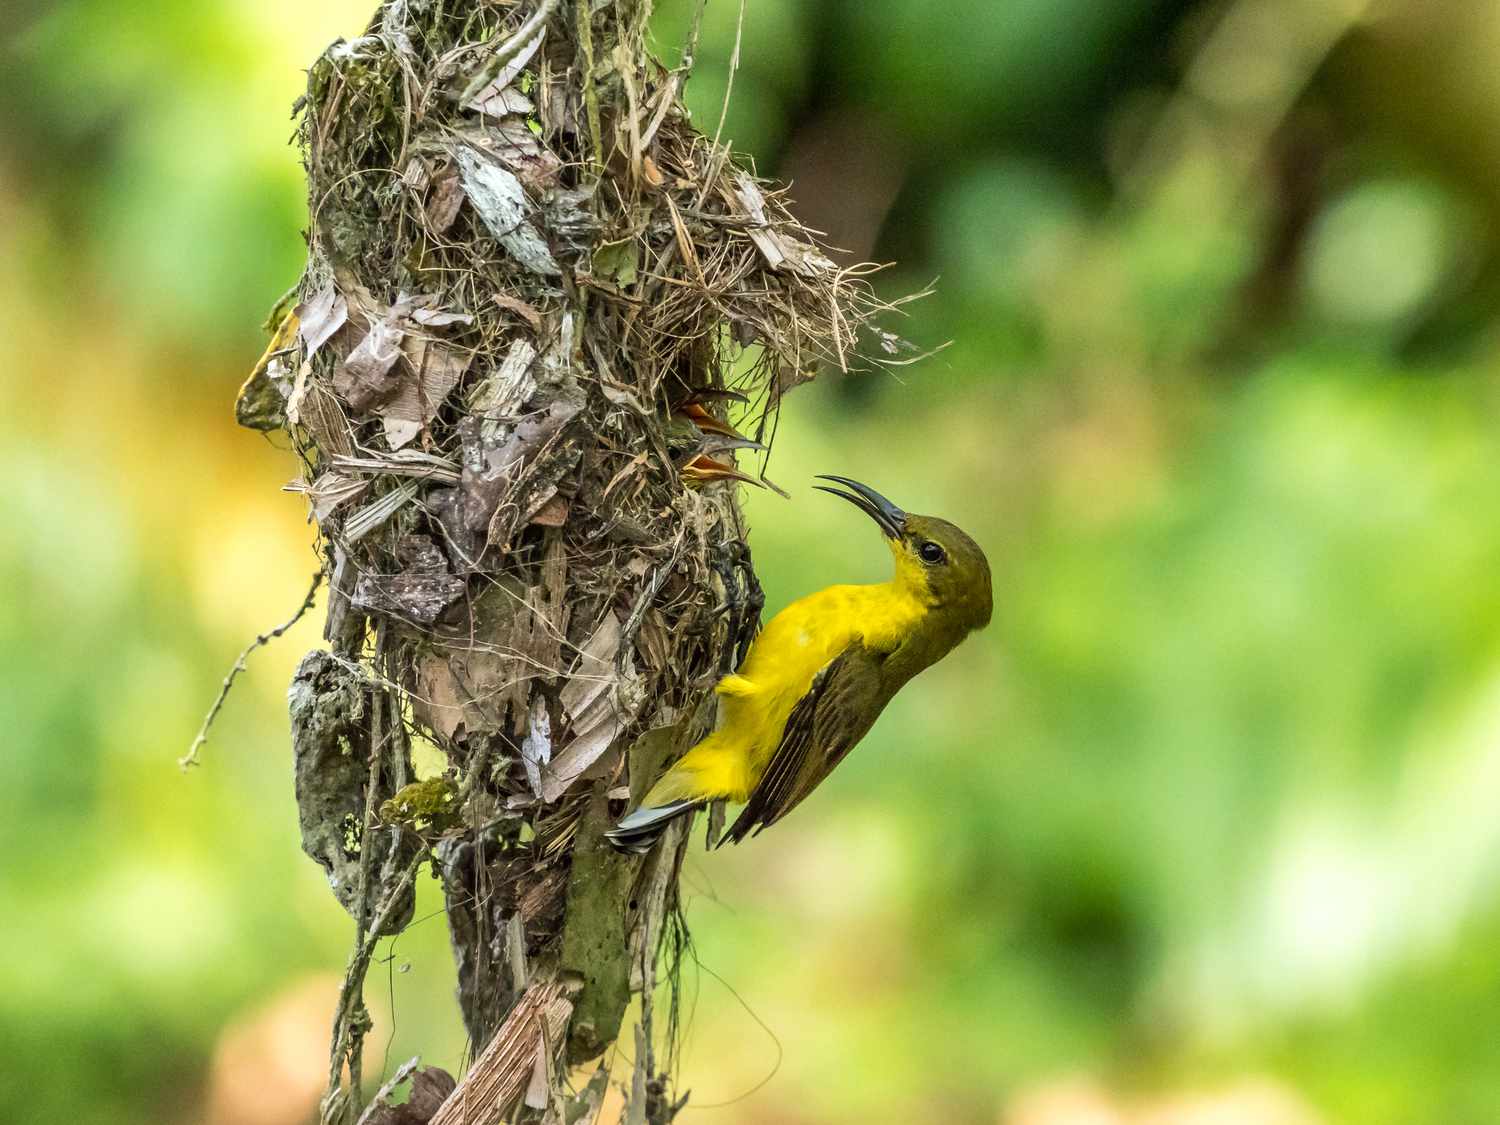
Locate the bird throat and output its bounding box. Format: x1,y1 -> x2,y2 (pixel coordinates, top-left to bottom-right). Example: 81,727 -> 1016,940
887,541 -> 937,606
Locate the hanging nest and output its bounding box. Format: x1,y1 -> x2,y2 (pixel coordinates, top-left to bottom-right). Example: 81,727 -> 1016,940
237,0 -> 908,1119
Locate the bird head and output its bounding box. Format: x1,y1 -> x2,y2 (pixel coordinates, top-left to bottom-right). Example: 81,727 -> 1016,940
814,475 -> 993,632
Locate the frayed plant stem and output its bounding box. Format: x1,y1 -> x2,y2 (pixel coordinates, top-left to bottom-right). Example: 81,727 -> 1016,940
459,0 -> 561,105
576,0 -> 603,170
709,0 -> 745,153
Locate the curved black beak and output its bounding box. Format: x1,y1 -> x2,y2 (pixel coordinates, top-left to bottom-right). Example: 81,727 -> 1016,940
814,475 -> 906,539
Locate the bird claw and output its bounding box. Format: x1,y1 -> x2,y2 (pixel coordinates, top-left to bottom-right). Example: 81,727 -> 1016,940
709,539 -> 763,672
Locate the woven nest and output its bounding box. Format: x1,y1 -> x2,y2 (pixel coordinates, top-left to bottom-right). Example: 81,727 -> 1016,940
237,0 -> 907,1107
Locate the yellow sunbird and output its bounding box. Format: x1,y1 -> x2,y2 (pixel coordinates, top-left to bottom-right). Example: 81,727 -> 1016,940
607,476 -> 992,852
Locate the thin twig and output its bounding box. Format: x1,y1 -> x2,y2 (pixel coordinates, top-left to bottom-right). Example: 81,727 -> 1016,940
180,571 -> 324,769
327,625 -> 397,1120
459,0 -> 560,105
323,847 -> 428,1123
681,0 -> 710,74
708,0 -> 746,153
640,0 -> 709,151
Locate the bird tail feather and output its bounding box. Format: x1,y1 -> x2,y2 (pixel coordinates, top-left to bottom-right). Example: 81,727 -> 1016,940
603,799 -> 701,854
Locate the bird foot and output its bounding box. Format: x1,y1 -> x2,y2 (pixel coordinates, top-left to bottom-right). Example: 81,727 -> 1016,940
709,539 -> 764,672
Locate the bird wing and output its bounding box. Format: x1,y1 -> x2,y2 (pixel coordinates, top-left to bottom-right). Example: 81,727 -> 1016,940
722,642 -> 887,844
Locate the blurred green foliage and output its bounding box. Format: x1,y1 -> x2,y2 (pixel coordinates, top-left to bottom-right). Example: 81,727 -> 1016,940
6,1 -> 1500,1123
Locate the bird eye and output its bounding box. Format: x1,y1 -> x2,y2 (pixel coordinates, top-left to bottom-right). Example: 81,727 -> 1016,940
918,540 -> 946,565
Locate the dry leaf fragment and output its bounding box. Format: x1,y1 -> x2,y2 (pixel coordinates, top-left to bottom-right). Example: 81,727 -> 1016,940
539,701 -> 622,802
529,493 -> 569,527
506,147 -> 563,192
665,194 -> 702,282
462,25 -> 545,113
296,286 -> 349,359
296,379 -> 356,459
558,614 -> 622,722
358,1064 -> 457,1125
452,146 -> 560,277
408,652 -> 473,743
286,469 -> 369,522
406,581 -> 561,742
402,157 -> 431,192
523,1033 -> 550,1110
457,392 -> 583,544
520,695 -> 552,797
468,337 -> 538,441
425,165 -> 467,233
449,120 -> 554,183
541,187 -> 598,252
351,534 -> 466,626
492,293 -> 544,331
591,238 -> 639,287
640,153 -> 665,189
350,568 -> 465,627
426,980 -> 570,1125
332,295 -> 474,433
407,307 -> 474,328
334,318 -> 405,412
732,172 -> 836,277
471,86 -> 536,119
379,336 -> 472,450
331,450 -> 461,485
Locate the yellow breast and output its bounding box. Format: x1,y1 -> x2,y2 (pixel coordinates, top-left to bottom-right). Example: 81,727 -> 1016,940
715,582 -> 927,774
643,579 -> 930,805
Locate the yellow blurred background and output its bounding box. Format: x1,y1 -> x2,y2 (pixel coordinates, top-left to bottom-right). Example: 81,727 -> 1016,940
7,1 -> 1500,1123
